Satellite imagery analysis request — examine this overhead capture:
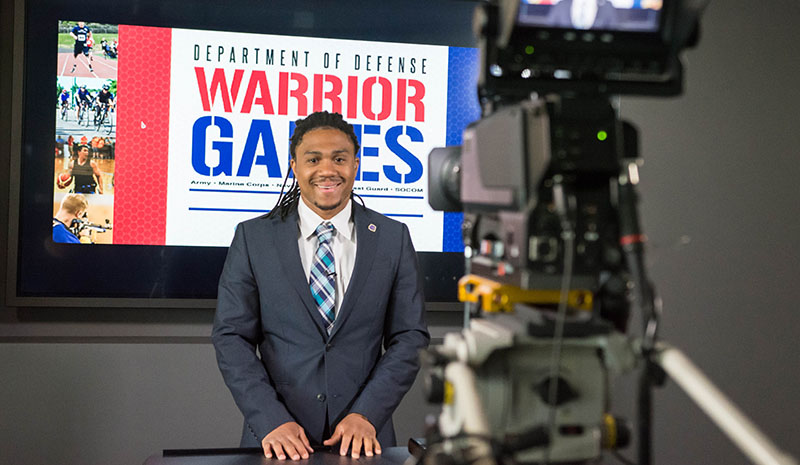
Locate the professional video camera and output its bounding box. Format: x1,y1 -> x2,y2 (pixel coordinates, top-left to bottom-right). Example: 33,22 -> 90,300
419,1 -> 711,464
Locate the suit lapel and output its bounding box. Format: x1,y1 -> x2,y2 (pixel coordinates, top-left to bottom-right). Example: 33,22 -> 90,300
330,206 -> 378,340
270,210 -> 327,336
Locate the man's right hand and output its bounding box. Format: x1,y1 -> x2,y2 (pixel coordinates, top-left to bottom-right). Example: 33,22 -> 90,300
261,422 -> 314,461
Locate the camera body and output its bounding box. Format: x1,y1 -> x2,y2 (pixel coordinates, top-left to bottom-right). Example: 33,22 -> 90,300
430,307 -> 636,463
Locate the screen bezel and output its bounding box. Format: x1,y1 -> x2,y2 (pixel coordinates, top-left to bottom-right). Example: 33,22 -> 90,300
7,0 -> 476,308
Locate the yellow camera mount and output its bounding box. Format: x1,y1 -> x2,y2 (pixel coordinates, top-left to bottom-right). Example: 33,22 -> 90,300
458,274 -> 593,313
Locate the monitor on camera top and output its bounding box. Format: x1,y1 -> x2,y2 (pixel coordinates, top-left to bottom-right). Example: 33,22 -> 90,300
517,0 -> 662,33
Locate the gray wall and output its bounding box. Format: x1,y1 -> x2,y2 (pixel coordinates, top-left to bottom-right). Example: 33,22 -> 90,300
619,1 -> 800,461
2,1 -> 799,465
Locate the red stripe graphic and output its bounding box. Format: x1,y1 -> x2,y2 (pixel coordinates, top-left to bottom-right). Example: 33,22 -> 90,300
114,25 -> 172,245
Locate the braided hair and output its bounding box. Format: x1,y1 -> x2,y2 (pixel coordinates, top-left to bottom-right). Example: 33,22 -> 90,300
267,111 -> 363,220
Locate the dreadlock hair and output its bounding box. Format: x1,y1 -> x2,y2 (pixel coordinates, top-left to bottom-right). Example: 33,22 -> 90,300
266,111 -> 364,220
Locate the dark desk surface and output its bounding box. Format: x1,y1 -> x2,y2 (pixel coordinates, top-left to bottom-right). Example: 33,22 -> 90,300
144,447 -> 411,465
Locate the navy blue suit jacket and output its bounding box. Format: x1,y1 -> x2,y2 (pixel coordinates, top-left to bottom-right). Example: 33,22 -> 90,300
212,203 -> 430,447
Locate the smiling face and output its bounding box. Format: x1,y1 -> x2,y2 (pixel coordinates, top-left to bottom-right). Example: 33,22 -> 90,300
290,127 -> 359,220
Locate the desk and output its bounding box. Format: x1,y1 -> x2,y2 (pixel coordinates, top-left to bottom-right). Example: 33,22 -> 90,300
144,447 -> 411,465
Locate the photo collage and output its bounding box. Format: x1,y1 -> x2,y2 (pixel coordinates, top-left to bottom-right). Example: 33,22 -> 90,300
53,20 -> 118,244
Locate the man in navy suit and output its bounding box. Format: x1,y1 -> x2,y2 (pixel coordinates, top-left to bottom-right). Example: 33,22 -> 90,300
547,0 -> 620,30
212,111 -> 429,461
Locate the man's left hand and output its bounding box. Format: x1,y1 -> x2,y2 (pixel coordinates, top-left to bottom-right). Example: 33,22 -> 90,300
323,413 -> 382,458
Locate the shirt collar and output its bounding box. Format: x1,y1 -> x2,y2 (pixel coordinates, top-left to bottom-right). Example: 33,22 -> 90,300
297,197 -> 353,241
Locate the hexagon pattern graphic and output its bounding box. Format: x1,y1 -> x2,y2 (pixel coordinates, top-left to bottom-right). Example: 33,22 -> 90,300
115,25 -> 173,245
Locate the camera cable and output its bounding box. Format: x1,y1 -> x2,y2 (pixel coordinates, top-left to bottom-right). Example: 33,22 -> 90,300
542,179 -> 577,464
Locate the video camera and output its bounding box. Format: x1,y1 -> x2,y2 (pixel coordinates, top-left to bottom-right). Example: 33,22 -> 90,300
421,1 -> 706,464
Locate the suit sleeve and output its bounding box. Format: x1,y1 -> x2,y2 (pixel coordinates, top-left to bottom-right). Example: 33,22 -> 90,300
349,223 -> 430,432
211,223 -> 295,442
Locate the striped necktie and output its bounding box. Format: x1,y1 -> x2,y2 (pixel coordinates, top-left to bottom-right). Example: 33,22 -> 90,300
309,222 -> 336,333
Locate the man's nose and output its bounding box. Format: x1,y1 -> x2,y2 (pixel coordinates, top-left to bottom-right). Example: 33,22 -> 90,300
317,157 -> 338,174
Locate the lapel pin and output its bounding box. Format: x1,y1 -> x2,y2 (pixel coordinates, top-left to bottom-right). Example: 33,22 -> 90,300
368,223 -> 377,232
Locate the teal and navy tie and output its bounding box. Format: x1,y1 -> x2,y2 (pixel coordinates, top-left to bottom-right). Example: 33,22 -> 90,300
309,222 -> 336,333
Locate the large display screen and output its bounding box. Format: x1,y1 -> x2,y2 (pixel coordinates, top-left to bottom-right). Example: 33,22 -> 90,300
53,22 -> 473,251
13,1 -> 480,305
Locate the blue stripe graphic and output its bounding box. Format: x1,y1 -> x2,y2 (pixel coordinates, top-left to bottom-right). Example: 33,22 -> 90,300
188,208 -> 421,218
190,188 -> 282,194
358,194 -> 424,199
443,46 -> 480,252
189,207 -> 270,213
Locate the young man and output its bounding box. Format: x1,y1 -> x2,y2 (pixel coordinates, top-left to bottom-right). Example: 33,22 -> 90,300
96,84 -> 115,110
69,144 -> 104,194
69,21 -> 94,74
59,88 -> 70,119
75,85 -> 93,124
212,111 -> 429,461
52,193 -> 88,243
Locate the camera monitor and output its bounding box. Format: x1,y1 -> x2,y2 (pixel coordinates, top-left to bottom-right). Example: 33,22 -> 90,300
517,0 -> 662,33
478,0 -> 695,99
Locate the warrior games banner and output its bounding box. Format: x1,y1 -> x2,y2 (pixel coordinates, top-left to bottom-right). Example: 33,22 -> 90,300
55,22 -> 479,252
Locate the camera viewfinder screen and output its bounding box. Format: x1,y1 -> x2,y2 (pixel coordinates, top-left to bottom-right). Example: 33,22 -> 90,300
517,0 -> 662,33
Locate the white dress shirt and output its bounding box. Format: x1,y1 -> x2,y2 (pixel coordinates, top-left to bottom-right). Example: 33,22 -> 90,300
297,197 -> 357,318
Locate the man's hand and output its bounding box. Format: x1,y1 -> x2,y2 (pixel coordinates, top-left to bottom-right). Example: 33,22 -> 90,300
261,421 -> 314,461
323,413 -> 382,459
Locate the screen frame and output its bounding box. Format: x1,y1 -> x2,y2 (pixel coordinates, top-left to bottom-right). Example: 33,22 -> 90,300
6,0 -> 476,308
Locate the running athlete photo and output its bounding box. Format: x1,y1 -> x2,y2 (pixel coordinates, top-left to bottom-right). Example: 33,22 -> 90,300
69,21 -> 94,74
